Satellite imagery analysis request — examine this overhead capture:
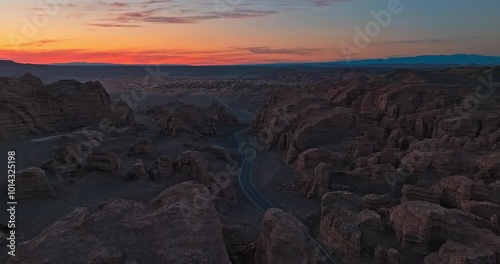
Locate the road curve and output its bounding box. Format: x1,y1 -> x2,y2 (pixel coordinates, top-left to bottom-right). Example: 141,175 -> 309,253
233,128 -> 340,264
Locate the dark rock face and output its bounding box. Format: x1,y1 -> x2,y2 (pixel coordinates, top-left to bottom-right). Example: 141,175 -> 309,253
16,167 -> 55,200
255,208 -> 323,264
0,75 -> 135,140
8,182 -> 231,264
164,104 -> 217,137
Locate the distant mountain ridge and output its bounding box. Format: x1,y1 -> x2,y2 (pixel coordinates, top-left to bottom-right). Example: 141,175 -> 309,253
318,54 -> 500,67
2,54 -> 500,67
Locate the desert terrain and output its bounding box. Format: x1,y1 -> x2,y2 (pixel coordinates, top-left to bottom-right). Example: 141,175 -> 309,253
1,64 -> 500,264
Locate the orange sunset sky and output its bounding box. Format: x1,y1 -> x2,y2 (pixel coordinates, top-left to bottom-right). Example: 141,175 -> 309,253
1,0 -> 499,65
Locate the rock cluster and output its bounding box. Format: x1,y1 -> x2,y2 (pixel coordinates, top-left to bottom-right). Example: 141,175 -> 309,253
389,201 -> 500,262
145,102 -> 239,138
253,67 -> 500,263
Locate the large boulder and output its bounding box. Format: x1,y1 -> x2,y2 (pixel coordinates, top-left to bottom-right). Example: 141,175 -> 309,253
149,155 -> 175,179
478,152 -> 500,180
9,182 -> 231,264
319,191 -> 364,262
389,201 -> 500,258
83,149 -> 124,179
255,208 -> 324,264
307,163 -> 333,199
16,167 -> 55,200
132,159 -> 150,180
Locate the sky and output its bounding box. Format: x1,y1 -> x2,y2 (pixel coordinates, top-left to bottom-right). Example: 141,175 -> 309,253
0,0 -> 499,65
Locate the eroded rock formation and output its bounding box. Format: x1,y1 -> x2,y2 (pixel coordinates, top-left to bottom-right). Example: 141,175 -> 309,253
8,182 -> 231,264
16,167 -> 56,200
255,208 -> 323,264
253,67 -> 500,263
0,75 -> 135,140
177,150 -> 237,205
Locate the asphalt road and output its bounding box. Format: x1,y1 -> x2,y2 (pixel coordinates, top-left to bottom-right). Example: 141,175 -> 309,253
233,128 -> 341,264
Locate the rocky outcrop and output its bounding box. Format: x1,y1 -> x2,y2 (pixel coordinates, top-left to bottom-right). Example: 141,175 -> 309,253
319,191 -> 364,262
255,208 -> 323,264
177,150 -> 237,205
0,76 -> 135,140
253,92 -> 357,160
478,152 -> 500,180
164,104 -> 217,138
128,138 -> 159,159
307,163 -> 333,199
51,130 -> 104,178
83,149 -> 124,179
374,246 -> 403,264
149,155 -> 175,179
0,73 -> 44,97
389,201 -> 500,259
132,159 -> 149,180
16,167 -> 55,200
9,182 -> 231,264
401,185 -> 440,204
424,240 -> 498,264
208,101 -> 238,125
362,193 -> 394,211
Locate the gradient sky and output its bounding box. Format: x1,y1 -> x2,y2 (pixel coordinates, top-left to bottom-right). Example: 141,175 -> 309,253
1,0 -> 499,65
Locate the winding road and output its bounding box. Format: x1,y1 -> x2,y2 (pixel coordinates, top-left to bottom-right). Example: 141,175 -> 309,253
215,96 -> 340,263
233,128 -> 340,264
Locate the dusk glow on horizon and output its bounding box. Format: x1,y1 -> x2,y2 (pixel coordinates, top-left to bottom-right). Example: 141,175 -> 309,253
1,0 -> 499,65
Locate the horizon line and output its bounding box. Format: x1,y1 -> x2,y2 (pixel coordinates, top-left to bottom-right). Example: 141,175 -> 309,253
2,53 -> 500,67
